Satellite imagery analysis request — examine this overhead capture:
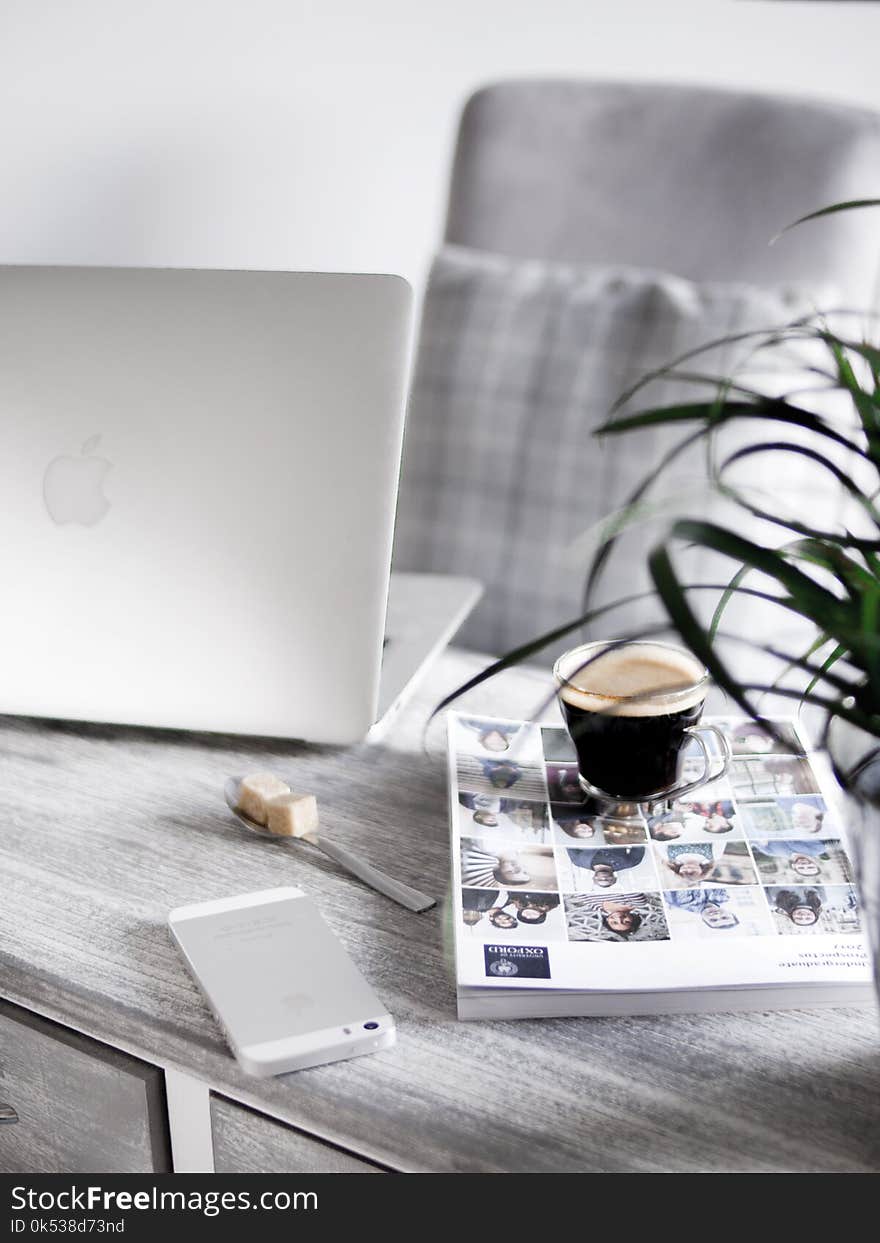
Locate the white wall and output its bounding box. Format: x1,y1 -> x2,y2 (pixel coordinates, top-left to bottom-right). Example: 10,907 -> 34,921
2,0 -> 880,291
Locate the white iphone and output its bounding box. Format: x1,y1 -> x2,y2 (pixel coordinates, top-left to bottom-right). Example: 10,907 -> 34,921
168,887 -> 395,1077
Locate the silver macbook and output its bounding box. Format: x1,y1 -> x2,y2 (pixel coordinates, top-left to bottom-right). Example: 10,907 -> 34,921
0,265 -> 478,743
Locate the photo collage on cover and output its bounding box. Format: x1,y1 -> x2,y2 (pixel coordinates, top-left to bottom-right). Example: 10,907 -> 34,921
453,714 -> 862,946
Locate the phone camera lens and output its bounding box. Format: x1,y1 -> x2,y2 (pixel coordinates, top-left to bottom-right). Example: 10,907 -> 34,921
364,1021 -> 379,1030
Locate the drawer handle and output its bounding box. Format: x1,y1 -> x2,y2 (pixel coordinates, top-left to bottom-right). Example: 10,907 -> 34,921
0,1103 -> 18,1124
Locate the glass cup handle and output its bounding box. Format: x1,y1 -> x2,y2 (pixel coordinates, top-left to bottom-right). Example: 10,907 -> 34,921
697,724 -> 733,780
662,725 -> 732,802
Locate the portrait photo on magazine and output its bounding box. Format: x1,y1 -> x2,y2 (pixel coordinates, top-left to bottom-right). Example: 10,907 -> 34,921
544,762 -> 586,804
460,840 -> 559,892
722,717 -> 807,757
767,884 -> 862,935
738,794 -> 841,840
551,805 -> 648,847
454,715 -> 545,765
459,887 -> 566,941
654,840 -> 758,889
750,838 -> 854,886
731,755 -> 822,800
564,892 -> 670,943
457,793 -> 550,844
648,799 -> 741,843
556,844 -> 658,894
664,886 -> 774,940
457,751 -> 548,801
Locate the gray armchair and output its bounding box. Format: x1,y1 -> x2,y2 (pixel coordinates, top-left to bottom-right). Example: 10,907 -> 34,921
393,80 -> 880,658
445,79 -> 880,305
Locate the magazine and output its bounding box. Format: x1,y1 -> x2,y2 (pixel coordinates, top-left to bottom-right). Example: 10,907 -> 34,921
447,712 -> 874,1018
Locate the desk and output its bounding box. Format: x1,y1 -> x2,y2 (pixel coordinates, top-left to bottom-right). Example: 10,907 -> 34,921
0,649 -> 878,1173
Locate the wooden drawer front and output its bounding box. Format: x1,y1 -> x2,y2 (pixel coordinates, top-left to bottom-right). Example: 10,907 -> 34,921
211,1095 -> 384,1174
0,999 -> 171,1172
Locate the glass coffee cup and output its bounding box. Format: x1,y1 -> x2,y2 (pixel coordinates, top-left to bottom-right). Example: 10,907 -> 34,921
553,640 -> 730,803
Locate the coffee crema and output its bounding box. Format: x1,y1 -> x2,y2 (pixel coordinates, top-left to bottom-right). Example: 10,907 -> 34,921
555,642 -> 706,717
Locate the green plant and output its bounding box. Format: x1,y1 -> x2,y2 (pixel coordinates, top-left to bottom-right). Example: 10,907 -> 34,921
436,200 -> 880,747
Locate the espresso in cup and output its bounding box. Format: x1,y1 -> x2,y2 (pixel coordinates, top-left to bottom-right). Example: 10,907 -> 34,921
554,641 -> 709,801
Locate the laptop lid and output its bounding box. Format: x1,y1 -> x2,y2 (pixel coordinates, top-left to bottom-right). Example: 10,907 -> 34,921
0,265 -> 412,743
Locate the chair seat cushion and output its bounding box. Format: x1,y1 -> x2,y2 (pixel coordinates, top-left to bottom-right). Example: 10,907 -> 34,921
393,244 -> 841,663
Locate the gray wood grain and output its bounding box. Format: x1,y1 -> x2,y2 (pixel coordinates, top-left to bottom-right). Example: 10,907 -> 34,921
211,1094 -> 383,1174
0,999 -> 170,1172
0,649 -> 878,1172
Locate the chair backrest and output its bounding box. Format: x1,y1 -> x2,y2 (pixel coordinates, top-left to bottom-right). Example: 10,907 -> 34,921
394,80 -> 880,658
445,79 -> 880,307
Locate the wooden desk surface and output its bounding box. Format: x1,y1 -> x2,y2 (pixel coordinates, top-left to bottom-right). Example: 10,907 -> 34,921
1,649 -> 878,1173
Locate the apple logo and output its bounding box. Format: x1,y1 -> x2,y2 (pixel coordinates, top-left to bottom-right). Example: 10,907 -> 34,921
43,434 -> 113,527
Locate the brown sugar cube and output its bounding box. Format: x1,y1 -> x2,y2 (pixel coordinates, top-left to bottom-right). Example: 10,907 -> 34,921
266,791 -> 319,838
237,773 -> 290,825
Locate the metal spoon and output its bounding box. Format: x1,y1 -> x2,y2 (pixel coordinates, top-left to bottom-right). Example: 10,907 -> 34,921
223,777 -> 436,913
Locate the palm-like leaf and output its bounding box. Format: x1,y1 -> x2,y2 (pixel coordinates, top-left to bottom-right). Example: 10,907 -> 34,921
772,199 -> 880,239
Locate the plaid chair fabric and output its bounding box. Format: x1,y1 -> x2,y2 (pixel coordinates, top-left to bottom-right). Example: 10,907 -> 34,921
393,244 -> 840,661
